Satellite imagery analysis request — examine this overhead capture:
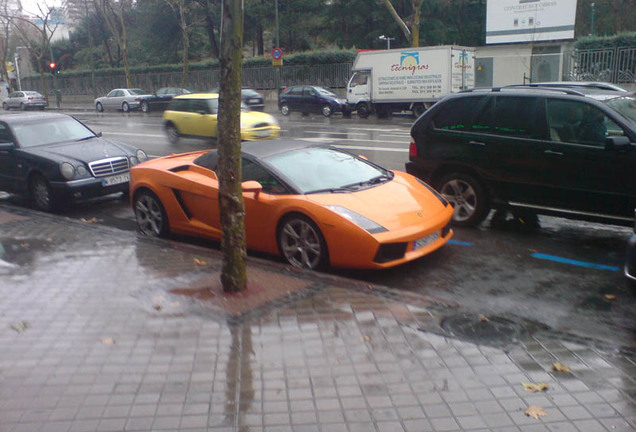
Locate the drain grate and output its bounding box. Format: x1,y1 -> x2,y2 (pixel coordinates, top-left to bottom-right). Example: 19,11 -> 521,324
440,313 -> 526,347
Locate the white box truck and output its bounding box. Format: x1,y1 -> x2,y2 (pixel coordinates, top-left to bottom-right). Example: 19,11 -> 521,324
346,46 -> 475,118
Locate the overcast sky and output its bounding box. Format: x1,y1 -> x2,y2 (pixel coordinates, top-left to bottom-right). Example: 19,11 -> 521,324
21,0 -> 60,16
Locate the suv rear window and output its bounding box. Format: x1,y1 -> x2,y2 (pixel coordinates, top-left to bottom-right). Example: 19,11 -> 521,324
432,95 -> 486,132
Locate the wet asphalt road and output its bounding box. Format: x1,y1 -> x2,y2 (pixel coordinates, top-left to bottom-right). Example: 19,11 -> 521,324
2,109 -> 634,351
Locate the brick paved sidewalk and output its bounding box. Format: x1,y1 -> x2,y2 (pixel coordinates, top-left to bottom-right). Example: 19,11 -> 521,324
0,204 -> 634,432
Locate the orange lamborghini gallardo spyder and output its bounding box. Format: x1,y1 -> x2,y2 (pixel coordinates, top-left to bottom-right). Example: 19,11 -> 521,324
130,140 -> 454,270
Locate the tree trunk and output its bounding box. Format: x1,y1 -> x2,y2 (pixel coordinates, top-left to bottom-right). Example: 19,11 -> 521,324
217,0 -> 247,292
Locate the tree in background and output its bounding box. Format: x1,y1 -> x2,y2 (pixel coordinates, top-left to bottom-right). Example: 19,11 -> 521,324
93,0 -> 133,86
9,5 -> 58,99
217,0 -> 247,292
380,0 -> 424,47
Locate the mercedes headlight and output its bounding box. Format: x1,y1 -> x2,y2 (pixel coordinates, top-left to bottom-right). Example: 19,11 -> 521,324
60,162 -> 76,180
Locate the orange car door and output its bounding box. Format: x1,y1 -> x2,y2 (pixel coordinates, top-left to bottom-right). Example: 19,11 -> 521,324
172,167 -> 222,238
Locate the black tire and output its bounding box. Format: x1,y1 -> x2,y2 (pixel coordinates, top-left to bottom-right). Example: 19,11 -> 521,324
357,103 -> 370,119
122,102 -> 130,113
277,214 -> 328,270
19,103 -> 25,111
29,173 -> 56,212
436,172 -> 489,227
133,190 -> 170,237
412,104 -> 426,118
2,102 -> 8,110
165,124 -> 179,144
280,103 -> 290,116
140,101 -> 150,113
321,104 -> 333,117
96,102 -> 104,112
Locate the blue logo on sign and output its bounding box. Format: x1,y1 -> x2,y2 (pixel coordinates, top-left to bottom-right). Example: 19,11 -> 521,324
400,52 -> 419,67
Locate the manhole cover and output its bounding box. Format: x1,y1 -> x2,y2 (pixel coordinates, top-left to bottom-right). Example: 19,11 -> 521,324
440,313 -> 526,347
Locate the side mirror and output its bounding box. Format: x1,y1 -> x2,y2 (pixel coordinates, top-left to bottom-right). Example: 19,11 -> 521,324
0,142 -> 14,151
605,135 -> 631,151
96,131 -> 103,137
241,180 -> 263,199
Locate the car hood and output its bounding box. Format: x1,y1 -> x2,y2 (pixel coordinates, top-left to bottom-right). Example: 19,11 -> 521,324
26,138 -> 133,164
306,173 -> 449,230
241,111 -> 278,127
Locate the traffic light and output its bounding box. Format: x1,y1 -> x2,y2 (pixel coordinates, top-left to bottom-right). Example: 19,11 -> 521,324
49,62 -> 56,71
48,62 -> 61,75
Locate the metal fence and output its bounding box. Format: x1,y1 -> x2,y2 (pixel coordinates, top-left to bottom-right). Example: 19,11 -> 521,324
563,46 -> 636,83
21,63 -> 353,97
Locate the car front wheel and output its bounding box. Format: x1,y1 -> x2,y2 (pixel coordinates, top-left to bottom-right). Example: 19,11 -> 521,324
29,174 -> 56,212
322,104 -> 333,117
278,214 -> 328,270
140,101 -> 149,113
437,173 -> 489,227
165,124 -> 180,144
122,102 -> 130,112
96,102 -> 104,112
134,190 -> 169,237
280,103 -> 290,116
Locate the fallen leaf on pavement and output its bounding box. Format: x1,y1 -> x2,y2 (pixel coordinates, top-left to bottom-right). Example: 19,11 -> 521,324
522,382 -> 549,392
10,321 -> 30,333
362,335 -> 371,342
552,362 -> 571,373
80,217 -> 101,223
604,294 -> 616,301
153,305 -> 163,311
479,314 -> 489,322
194,258 -> 207,266
101,337 -> 115,345
525,405 -> 547,419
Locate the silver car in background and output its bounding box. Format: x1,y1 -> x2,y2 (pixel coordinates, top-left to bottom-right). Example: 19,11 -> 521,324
2,91 -> 48,110
94,88 -> 152,113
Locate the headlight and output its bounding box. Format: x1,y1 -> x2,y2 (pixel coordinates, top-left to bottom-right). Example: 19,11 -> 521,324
326,205 -> 387,233
137,149 -> 148,162
76,165 -> 88,176
60,162 -> 76,180
130,150 -> 148,166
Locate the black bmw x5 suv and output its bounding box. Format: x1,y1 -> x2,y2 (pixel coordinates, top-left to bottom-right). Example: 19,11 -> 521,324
406,86 -> 636,227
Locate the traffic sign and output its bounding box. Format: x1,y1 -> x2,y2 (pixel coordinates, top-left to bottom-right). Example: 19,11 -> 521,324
272,48 -> 283,60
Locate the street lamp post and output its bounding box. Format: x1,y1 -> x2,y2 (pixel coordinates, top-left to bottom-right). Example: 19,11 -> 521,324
14,46 -> 26,92
378,35 -> 394,50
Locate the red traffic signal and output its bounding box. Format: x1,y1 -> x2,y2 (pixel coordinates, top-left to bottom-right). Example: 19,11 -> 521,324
49,62 -> 56,70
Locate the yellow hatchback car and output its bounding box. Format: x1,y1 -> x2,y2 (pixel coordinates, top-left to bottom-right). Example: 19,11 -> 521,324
162,93 -> 280,144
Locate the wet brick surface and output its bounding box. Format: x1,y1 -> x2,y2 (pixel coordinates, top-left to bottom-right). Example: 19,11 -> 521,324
0,205 -> 634,431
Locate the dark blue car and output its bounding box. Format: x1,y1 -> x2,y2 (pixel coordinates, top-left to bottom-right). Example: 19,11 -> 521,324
626,210 -> 636,286
278,85 -> 348,117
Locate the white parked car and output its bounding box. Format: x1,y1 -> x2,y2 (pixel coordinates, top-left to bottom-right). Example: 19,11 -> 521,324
2,91 -> 48,110
94,88 -> 152,112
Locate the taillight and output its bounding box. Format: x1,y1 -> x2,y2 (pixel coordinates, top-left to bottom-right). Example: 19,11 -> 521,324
409,141 -> 417,157
27,96 -> 33,100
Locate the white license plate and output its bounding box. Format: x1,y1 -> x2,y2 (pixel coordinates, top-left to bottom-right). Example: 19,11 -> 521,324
101,173 -> 130,186
414,231 -> 440,250
254,129 -> 271,138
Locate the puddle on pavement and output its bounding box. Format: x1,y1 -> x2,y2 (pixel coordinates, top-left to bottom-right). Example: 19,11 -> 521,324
0,237 -> 53,268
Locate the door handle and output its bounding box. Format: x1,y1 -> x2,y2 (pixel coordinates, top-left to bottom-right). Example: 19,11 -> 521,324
468,141 -> 485,147
544,150 -> 564,156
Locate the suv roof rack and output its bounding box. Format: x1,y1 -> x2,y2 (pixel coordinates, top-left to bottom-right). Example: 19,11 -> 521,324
459,86 -> 585,96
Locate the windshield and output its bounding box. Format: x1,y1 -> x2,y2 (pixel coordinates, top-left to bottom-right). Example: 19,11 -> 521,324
264,147 -> 391,194
605,96 -> 636,124
12,117 -> 95,148
316,87 -> 337,96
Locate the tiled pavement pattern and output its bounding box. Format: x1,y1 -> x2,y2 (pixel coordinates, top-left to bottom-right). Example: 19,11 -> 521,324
0,204 -> 634,432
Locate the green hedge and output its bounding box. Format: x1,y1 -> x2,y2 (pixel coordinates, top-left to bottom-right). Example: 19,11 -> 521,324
574,32 -> 636,50
32,49 -> 358,79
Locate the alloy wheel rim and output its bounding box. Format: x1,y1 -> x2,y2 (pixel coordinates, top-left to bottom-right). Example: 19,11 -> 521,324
280,219 -> 321,269
33,180 -> 50,209
135,195 -> 163,235
441,179 -> 477,222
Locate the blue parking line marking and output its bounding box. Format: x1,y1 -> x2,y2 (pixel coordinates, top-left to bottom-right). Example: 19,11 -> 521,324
531,253 -> 620,272
448,239 -> 474,246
